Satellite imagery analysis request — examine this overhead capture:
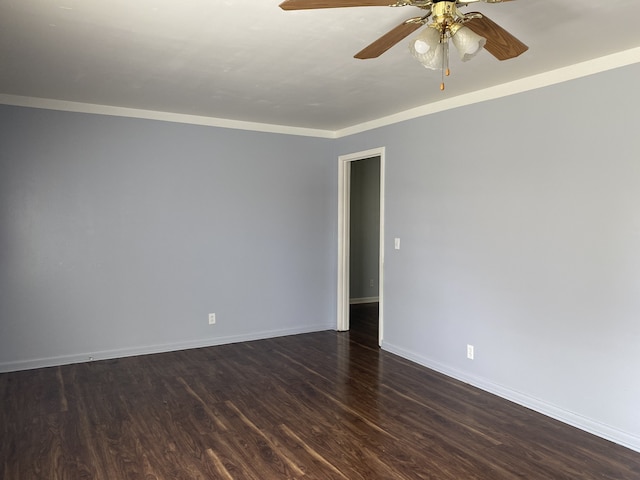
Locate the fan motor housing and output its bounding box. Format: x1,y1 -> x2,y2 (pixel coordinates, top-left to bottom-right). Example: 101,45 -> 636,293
432,1 -> 461,25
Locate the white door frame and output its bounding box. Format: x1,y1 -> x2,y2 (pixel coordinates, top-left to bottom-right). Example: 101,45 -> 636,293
337,147 -> 385,346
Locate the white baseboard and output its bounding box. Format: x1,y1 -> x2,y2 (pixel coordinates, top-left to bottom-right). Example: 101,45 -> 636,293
349,297 -> 379,305
382,341 -> 640,454
0,323 -> 333,373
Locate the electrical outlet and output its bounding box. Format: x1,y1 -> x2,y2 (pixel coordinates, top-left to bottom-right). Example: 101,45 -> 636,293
208,313 -> 216,325
467,344 -> 474,360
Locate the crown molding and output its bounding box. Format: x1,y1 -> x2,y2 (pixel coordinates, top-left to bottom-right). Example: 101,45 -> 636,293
334,46 -> 640,138
1,47 -> 639,139
0,95 -> 336,139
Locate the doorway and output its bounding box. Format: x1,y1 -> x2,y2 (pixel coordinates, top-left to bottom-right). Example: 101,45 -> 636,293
337,147 -> 385,346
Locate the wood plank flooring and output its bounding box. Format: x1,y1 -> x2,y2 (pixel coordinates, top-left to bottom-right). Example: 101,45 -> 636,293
2,303 -> 640,479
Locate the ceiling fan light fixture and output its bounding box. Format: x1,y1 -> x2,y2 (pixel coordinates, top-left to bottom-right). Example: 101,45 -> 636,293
280,0 -> 528,90
414,39 -> 430,55
450,24 -> 486,62
408,25 -> 443,70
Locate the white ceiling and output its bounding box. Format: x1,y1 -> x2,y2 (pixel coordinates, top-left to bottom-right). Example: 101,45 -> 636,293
1,0 -> 640,132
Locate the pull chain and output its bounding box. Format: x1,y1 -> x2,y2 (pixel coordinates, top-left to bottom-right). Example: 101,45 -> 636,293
440,29 -> 450,91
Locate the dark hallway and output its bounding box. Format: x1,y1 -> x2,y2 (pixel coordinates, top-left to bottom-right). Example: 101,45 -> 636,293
348,302 -> 379,349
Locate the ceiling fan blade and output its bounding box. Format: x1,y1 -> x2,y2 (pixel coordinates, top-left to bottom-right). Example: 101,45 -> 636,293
464,13 -> 527,60
279,0 -> 395,10
354,20 -> 424,59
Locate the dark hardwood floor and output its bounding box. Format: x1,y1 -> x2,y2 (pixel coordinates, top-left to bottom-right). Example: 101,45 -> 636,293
2,303 -> 640,479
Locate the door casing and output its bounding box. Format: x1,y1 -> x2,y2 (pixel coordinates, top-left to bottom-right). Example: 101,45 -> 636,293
337,147 -> 385,346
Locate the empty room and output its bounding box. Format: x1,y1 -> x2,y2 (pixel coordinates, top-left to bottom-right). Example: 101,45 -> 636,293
1,0 -> 640,478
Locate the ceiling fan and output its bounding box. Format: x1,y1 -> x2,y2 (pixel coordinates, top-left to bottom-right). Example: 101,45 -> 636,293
279,0 -> 528,89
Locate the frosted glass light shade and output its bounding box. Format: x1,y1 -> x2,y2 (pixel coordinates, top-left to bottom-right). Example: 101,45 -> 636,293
409,26 -> 443,70
451,25 -> 486,62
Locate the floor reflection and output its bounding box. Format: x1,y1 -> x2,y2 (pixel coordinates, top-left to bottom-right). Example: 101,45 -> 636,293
336,302 -> 383,425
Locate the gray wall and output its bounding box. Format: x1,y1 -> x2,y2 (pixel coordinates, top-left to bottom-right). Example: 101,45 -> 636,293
349,156 -> 380,301
336,63 -> 640,451
2,62 -> 640,452
0,106 -> 336,370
